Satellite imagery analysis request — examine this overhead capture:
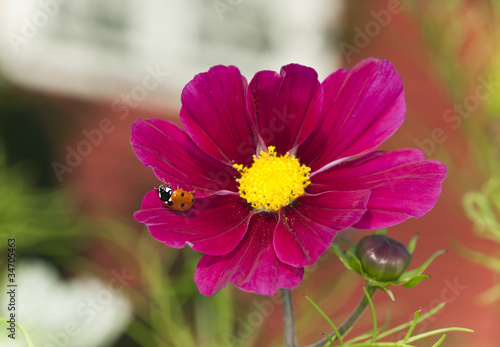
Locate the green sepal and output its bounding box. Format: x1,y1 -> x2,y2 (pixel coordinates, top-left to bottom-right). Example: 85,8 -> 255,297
345,250 -> 365,276
331,244 -> 360,275
399,250 -> 447,282
403,274 -> 431,289
365,280 -> 398,301
365,278 -> 392,288
379,286 -> 395,302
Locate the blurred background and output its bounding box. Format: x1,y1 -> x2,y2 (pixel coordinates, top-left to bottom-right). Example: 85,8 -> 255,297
0,0 -> 499,346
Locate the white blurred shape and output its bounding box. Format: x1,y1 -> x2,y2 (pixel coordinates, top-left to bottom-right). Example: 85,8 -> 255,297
0,260 -> 132,347
0,0 -> 343,110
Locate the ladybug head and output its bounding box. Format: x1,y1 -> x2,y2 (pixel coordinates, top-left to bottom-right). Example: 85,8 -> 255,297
158,184 -> 173,202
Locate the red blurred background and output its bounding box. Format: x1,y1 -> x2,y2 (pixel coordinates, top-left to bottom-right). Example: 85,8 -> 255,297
1,0 -> 499,346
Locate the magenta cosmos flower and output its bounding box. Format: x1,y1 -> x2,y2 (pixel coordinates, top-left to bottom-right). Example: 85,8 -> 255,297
131,58 -> 446,296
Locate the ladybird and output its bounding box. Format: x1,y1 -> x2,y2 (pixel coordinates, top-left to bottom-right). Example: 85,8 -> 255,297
157,183 -> 195,212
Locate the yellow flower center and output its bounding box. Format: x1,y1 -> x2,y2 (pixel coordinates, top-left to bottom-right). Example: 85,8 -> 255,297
233,146 -> 311,211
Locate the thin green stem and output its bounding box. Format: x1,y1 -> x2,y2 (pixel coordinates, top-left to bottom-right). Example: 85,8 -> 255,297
304,295 -> 343,346
282,289 -> 298,347
0,318 -> 34,347
307,286 -> 377,347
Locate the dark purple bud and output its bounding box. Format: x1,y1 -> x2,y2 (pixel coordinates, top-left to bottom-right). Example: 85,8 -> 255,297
356,235 -> 411,281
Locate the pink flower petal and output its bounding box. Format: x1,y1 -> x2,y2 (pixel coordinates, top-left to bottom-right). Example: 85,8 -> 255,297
297,58 -> 405,172
134,191 -> 252,256
180,65 -> 256,166
274,190 -> 370,267
194,212 -> 304,296
131,118 -> 238,197
309,149 -> 447,229
246,64 -> 322,154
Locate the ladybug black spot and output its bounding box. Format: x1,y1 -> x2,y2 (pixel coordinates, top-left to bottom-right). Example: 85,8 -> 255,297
167,201 -> 173,206
181,203 -> 185,208
181,192 -> 185,197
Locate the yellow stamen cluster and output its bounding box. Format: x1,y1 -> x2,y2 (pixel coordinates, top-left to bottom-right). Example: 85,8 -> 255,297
233,146 -> 311,211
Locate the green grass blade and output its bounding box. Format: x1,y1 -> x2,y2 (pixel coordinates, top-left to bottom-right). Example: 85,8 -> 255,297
402,310 -> 420,343
304,295 -> 343,346
406,328 -> 474,343
0,318 -> 34,347
323,333 -> 335,347
431,334 -> 447,347
375,303 -> 446,340
362,286 -> 378,344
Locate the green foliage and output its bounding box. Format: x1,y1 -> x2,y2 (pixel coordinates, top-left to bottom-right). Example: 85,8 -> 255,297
0,147 -> 82,258
463,179 -> 500,240
460,178 -> 500,304
306,291 -> 473,347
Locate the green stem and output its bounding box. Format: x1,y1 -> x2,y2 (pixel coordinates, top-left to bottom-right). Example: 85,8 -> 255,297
281,289 -> 298,347
0,318 -> 34,347
307,286 -> 377,347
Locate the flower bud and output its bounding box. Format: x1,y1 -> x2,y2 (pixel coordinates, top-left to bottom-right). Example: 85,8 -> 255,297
356,235 -> 411,281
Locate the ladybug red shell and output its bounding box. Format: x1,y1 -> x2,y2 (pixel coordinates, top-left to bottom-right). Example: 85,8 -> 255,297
157,183 -> 195,212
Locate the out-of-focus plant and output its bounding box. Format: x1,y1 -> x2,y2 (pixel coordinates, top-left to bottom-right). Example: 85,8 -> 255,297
460,180 -> 500,305
409,0 -> 500,307
0,147 -> 82,255
408,0 -> 499,99
409,0 -> 500,174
